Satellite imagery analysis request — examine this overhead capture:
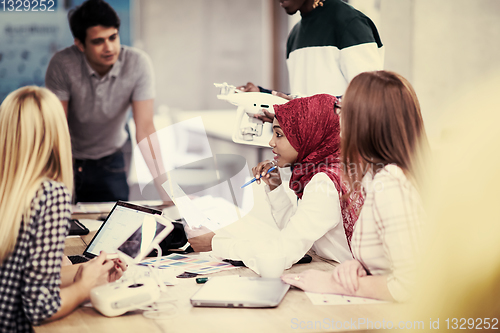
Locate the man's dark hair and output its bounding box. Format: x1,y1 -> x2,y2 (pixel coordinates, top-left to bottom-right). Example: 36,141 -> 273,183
69,0 -> 120,44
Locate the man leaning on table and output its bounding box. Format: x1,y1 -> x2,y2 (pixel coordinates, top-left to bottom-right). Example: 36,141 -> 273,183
45,0 -> 167,203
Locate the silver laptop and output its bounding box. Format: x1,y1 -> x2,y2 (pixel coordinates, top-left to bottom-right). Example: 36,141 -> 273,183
190,276 -> 290,308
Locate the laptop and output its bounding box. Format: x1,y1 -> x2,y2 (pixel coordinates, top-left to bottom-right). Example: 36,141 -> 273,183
68,201 -> 166,264
190,276 -> 290,308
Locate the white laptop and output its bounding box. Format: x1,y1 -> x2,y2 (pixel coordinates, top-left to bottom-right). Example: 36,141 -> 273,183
190,276 -> 290,308
69,201 -> 173,264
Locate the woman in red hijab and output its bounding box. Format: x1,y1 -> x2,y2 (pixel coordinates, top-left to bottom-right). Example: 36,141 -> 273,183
188,94 -> 362,269
248,93 -> 363,267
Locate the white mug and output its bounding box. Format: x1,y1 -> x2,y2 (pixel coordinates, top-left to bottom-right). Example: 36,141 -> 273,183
246,254 -> 286,278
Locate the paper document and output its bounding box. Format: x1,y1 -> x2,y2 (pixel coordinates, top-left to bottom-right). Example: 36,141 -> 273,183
190,196 -> 241,229
305,292 -> 387,305
161,179 -> 240,231
162,180 -> 212,229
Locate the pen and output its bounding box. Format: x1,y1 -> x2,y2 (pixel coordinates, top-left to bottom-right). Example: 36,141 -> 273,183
240,166 -> 277,188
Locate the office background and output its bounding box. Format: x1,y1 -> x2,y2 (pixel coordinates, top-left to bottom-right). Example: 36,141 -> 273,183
0,0 -> 132,100
131,0 -> 500,142
1,0 -> 499,200
2,0 -> 499,139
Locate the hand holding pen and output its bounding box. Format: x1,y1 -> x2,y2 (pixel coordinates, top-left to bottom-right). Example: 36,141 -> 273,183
245,160 -> 281,191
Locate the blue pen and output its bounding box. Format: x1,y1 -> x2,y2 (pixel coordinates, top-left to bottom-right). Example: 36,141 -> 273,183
241,166 -> 277,188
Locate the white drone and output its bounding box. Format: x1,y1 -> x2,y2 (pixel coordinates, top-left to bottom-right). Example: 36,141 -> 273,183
214,82 -> 288,146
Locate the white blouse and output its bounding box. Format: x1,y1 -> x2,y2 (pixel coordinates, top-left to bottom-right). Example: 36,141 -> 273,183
351,164 -> 425,302
212,172 -> 353,268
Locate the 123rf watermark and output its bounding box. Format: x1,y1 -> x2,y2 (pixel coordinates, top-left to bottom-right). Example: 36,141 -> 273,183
291,318 -> 499,330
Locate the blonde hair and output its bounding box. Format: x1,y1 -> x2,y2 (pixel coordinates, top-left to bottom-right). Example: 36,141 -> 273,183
0,86 -> 73,263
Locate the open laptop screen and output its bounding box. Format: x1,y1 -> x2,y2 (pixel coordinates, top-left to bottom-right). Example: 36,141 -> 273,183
84,201 -> 163,258
117,216 -> 167,259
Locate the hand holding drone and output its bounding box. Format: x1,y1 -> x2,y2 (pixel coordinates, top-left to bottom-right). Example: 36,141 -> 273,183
214,82 -> 289,146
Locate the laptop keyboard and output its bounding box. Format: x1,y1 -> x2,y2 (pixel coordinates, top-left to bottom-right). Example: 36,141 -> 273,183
68,255 -> 90,264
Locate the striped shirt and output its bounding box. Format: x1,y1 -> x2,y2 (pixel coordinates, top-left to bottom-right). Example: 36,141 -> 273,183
351,165 -> 424,302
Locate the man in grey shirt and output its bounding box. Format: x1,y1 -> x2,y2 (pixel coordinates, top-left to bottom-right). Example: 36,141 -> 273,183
46,0 -> 165,202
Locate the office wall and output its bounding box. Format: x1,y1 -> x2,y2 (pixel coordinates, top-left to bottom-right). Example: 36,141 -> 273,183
135,0 -> 274,112
412,0 -> 500,139
376,0 -> 500,140
136,0 -> 500,140
339,0 -> 500,140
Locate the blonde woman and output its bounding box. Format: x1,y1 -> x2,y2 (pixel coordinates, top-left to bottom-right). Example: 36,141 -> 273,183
0,86 -> 126,331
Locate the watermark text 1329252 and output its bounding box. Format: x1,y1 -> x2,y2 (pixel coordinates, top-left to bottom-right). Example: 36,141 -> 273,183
1,0 -> 57,12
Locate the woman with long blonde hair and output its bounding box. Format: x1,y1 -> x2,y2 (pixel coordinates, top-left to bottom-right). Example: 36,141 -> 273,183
0,86 -> 125,331
283,71 -> 428,302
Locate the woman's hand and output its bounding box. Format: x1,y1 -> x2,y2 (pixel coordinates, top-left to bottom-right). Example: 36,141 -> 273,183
107,257 -> 127,283
184,225 -> 215,252
72,252 -> 125,299
61,255 -> 72,266
332,259 -> 367,294
252,91 -> 295,123
253,109 -> 275,123
252,160 -> 281,191
282,269 -> 346,294
272,90 -> 295,101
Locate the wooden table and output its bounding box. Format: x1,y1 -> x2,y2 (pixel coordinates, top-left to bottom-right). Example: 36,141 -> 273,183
36,239 -> 407,333
38,201 -> 408,333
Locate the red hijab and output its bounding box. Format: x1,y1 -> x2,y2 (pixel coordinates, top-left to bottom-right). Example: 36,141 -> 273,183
274,94 -> 363,245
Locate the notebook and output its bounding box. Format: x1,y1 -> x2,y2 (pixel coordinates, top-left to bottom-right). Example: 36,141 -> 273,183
68,201 -> 167,264
190,276 -> 290,308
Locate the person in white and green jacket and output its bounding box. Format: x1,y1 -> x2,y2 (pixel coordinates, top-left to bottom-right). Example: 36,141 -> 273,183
239,0 -> 384,99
